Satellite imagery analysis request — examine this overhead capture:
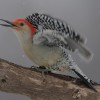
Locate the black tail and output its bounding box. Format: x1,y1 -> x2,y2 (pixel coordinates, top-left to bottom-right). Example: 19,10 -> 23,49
72,69 -> 97,92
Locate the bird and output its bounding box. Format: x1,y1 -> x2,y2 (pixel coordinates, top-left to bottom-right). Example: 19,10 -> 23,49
0,13 -> 99,92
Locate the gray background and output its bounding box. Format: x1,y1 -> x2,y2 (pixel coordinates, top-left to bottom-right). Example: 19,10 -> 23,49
0,0 -> 100,99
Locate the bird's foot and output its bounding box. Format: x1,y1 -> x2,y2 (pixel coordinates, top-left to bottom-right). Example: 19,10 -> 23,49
31,66 -> 51,73
31,66 -> 51,80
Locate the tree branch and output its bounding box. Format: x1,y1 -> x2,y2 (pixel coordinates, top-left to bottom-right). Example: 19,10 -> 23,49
0,58 -> 99,100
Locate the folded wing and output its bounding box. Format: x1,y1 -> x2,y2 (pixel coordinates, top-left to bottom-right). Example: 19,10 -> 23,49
33,30 -> 93,62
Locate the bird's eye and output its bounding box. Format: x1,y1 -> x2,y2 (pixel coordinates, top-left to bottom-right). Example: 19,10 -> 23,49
19,22 -> 24,26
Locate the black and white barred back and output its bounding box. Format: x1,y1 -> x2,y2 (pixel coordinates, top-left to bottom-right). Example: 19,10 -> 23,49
26,13 -> 85,44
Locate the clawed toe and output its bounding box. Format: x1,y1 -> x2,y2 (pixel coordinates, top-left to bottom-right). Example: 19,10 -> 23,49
31,66 -> 51,73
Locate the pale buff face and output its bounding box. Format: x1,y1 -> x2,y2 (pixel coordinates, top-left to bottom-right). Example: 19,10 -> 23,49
11,19 -> 36,42
12,21 -> 32,41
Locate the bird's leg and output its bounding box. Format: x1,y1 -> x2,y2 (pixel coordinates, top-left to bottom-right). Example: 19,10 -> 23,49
31,66 -> 51,73
37,66 -> 51,80
31,66 -> 51,80
31,65 -> 40,71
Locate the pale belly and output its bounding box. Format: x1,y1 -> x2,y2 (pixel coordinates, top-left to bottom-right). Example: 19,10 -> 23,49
23,44 -> 62,67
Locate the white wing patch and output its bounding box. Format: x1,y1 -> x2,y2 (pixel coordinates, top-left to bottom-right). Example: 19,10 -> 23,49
33,30 -> 66,45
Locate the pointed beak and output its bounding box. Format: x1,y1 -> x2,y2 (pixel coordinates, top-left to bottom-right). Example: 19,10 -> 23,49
0,19 -> 17,28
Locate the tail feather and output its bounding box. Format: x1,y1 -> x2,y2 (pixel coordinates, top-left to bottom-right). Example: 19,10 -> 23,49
72,69 -> 97,92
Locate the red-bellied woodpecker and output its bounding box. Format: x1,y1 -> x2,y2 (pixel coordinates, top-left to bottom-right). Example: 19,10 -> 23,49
0,13 -> 99,92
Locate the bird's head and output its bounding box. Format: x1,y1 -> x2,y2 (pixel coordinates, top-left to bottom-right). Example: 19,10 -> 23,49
0,19 -> 36,41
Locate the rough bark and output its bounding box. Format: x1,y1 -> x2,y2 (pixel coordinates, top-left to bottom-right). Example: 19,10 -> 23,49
0,58 -> 100,100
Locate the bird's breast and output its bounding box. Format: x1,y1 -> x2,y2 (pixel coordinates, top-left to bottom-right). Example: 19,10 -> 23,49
23,44 -> 62,67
